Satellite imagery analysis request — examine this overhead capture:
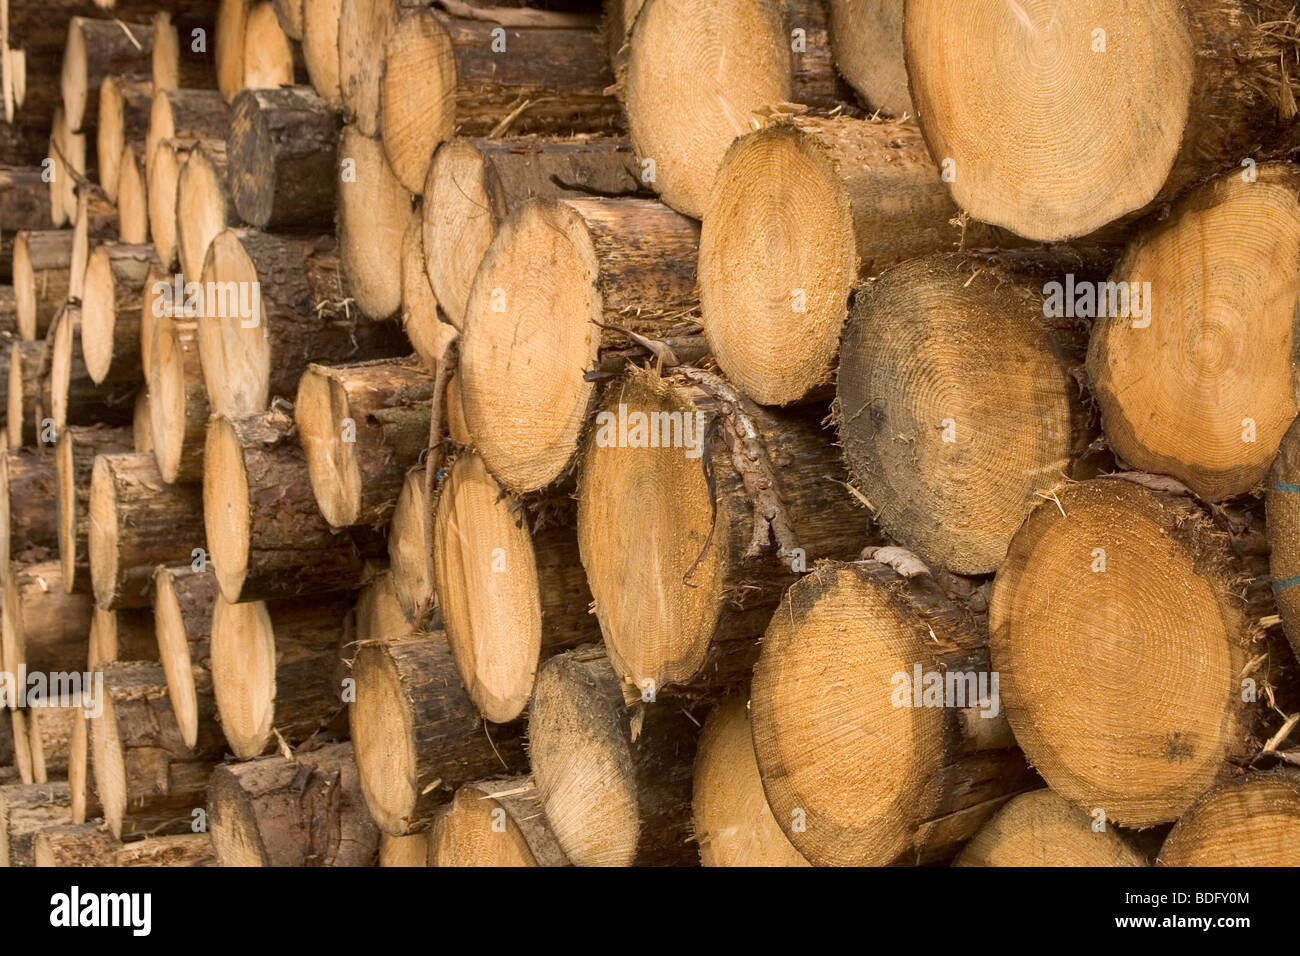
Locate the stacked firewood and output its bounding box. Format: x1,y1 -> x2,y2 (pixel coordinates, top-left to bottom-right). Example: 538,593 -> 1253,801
0,0 -> 1299,868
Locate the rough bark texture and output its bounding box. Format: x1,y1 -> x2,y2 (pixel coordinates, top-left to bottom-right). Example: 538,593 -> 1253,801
90,451 -> 205,609
207,741 -> 380,865
227,85 -> 339,228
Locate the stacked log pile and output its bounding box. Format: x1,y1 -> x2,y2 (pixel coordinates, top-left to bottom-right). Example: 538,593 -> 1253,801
0,0 -> 1298,869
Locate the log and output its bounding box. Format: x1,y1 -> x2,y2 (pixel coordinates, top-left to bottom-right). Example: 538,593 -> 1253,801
459,197 -> 699,494
139,260 -> 170,384
87,605 -> 157,667
148,308 -> 207,482
19,701 -> 81,782
990,477 -> 1265,828
0,167 -> 54,262
32,822 -> 118,866
209,592 -> 351,758
147,140 -> 185,268
354,567 -> 407,644
132,389 -> 152,453
55,424 -> 133,593
350,631 -> 527,834
47,109 -> 87,228
35,825 -> 214,866
202,406 -> 379,602
618,0 -> 839,219
197,228 -> 406,419
207,741 -> 379,865
215,0 -> 250,101
6,339 -> 43,448
529,644 -> 698,866
176,141 -> 231,283
145,88 -> 228,184
295,355 -> 434,528
60,16 -> 154,132
422,135 -> 639,329
905,0 -> 1300,240
96,76 -> 151,203
825,0 -> 909,115
432,449 -> 597,722
379,5 -> 622,195
430,776 -> 568,867
152,565 -> 217,749
1,443 -> 57,570
89,660 -> 224,839
227,86 -> 340,229
69,186 -> 118,301
301,0 -> 343,107
43,304 -> 138,435
88,451 -> 205,609
751,560 -> 1034,866
692,695 -> 809,867
836,251 -> 1105,574
274,0 -> 305,39
400,214 -> 449,373
241,1 -> 298,93
13,228 -> 72,340
115,144 -> 149,244
337,0 -> 398,137
577,365 -> 871,694
387,465 -> 431,622
0,782 -> 76,866
698,114 -> 1018,405
337,125 -> 414,320
80,241 -> 153,386
1269,417 -> 1300,660
954,789 -> 1148,868
1157,770 -> 1300,866
1,559 -> 94,676
1088,164 -> 1300,501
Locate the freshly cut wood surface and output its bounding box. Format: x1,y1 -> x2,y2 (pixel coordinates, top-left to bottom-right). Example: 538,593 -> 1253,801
954,789 -> 1148,867
1158,770 -> 1300,866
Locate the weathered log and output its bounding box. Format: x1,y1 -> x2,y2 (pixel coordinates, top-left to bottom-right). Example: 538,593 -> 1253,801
209,592 -> 351,758
350,631 -> 527,835
88,451 -> 205,609
202,406 -> 379,602
1,559 -> 93,677
227,85 -> 339,228
430,776 -> 569,867
459,197 -> 699,493
751,560 -> 1034,865
207,741 -> 379,865
61,16 -> 155,132
529,645 -> 699,866
295,356 -> 433,528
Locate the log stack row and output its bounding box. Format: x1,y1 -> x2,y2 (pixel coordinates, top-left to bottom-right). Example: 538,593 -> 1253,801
0,0 -> 1298,868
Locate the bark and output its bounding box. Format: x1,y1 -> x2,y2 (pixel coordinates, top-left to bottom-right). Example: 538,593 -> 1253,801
350,631 -> 528,835
1,559 -> 93,676
88,451 -> 205,609
207,741 -> 380,865
0,781 -> 78,866
227,85 -> 339,228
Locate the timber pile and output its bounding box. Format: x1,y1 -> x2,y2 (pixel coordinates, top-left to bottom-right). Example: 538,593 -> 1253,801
0,0 -> 1296,870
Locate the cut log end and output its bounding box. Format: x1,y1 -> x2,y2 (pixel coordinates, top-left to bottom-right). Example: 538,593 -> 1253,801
350,638 -> 422,833
388,467 -> 431,621
116,147 -> 150,246
196,231 -> 269,419
432,452 -> 544,724
380,8 -> 455,193
242,2 -> 296,93
202,416 -> 253,602
209,596 -> 276,759
431,778 -> 566,867
954,789 -> 1148,867
87,692 -> 127,837
79,246 -> 117,385
294,368 -> 363,528
422,138 -> 499,330
904,0 -> 1194,240
153,566 -> 208,751
87,456 -> 122,609
148,143 -> 183,270
177,147 -> 229,287
989,478 -> 1256,829
460,201 -> 601,493
1157,770 -> 1300,867
576,372 -> 718,690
